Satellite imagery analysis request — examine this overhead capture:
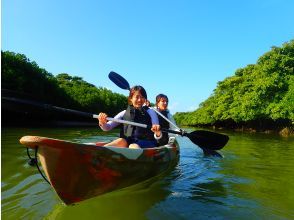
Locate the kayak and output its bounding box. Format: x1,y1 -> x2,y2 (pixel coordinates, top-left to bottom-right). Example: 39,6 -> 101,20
19,135 -> 179,205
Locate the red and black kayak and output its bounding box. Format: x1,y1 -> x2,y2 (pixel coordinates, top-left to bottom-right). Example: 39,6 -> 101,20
20,135 -> 179,205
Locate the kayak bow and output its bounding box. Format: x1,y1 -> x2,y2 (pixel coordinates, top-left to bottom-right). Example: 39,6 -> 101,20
20,135 -> 179,205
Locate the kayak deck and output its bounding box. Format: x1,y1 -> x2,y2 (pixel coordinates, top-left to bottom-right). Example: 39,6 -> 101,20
20,136 -> 179,205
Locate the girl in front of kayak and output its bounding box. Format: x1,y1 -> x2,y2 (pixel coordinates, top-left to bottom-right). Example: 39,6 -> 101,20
98,85 -> 162,148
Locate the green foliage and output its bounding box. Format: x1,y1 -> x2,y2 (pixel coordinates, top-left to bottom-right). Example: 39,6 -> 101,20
1,51 -> 127,115
1,51 -> 63,104
55,73 -> 127,115
174,40 -> 294,127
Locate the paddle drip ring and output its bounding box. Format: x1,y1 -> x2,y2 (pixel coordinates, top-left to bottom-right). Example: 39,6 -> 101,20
26,147 -> 51,185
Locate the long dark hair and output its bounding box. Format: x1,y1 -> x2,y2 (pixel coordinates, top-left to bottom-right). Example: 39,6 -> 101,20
128,85 -> 147,105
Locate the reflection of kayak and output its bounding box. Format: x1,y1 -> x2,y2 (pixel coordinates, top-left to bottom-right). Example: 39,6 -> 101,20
19,135 -> 179,205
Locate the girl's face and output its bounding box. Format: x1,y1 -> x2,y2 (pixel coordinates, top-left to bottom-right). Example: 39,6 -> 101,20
157,98 -> 168,111
131,91 -> 146,108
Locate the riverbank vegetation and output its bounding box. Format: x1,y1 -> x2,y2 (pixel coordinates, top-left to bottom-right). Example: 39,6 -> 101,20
174,40 -> 294,135
1,51 -> 127,125
2,40 -> 293,134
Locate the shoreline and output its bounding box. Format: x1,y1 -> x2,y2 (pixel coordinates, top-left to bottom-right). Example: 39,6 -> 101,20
198,125 -> 294,137
3,120 -> 293,137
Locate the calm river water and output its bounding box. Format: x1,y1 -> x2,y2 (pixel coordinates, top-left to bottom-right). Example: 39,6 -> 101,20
1,127 -> 294,219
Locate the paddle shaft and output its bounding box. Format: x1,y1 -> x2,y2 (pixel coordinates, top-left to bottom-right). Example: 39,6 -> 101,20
100,116 -> 185,136
3,96 -> 177,134
4,94 -> 228,150
3,97 -> 94,118
152,107 -> 180,130
4,96 -> 181,136
100,117 -> 148,128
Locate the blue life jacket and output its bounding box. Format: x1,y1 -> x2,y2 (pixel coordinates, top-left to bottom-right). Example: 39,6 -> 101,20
120,105 -> 155,141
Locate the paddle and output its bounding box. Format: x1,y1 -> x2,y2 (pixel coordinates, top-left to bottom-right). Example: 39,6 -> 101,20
107,117 -> 228,150
4,95 -> 228,150
108,71 -> 229,151
3,95 -> 228,150
109,71 -> 131,90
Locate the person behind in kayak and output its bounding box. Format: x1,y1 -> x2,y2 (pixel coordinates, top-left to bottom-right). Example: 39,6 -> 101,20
155,94 -> 177,146
98,85 -> 162,149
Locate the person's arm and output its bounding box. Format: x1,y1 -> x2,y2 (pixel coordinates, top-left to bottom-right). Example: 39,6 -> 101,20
147,108 -> 162,139
147,108 -> 159,125
99,110 -> 126,131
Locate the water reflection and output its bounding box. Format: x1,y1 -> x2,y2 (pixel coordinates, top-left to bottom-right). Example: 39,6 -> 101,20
46,175 -> 174,219
189,180 -> 227,205
2,127 -> 294,219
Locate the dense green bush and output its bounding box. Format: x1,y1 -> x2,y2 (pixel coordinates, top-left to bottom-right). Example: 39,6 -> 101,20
174,40 -> 294,129
1,51 -> 127,115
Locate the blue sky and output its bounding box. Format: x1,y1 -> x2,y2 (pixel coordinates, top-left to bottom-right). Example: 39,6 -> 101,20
2,0 -> 294,114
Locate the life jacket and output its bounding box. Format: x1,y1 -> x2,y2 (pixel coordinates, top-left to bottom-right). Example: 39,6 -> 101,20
120,105 -> 154,140
158,110 -> 170,129
157,110 -> 170,145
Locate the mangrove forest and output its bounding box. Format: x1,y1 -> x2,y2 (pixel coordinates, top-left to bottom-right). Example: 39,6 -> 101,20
1,40 -> 293,134
1,51 -> 127,126
174,40 -> 294,135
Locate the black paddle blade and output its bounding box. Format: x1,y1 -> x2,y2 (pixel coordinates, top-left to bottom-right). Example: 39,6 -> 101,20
186,130 -> 229,150
108,71 -> 131,90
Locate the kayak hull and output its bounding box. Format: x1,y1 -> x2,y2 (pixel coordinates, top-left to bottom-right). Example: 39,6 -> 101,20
20,136 -> 179,205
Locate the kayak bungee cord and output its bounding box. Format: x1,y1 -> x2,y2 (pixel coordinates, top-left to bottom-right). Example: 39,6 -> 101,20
26,147 -> 50,185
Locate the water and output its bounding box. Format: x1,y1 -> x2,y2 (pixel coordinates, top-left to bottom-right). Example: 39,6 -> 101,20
1,127 -> 294,219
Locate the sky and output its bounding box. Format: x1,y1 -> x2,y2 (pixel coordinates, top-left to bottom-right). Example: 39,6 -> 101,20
2,0 -> 294,114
